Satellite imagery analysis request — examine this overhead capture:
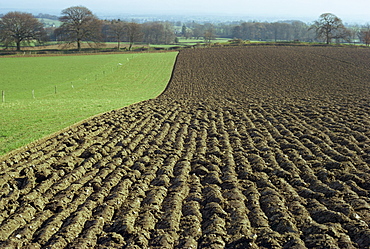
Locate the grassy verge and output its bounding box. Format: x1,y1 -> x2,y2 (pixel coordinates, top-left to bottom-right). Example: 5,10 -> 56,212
0,52 -> 178,155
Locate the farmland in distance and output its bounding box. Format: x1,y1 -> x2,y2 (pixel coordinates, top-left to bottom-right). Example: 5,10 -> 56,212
0,46 -> 370,248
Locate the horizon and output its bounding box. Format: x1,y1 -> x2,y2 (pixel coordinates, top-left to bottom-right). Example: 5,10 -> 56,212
1,0 -> 369,24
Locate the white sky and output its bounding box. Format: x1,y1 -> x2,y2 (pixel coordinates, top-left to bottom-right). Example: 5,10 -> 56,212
1,0 -> 369,23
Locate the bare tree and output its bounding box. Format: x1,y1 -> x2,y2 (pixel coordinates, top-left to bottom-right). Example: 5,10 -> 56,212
204,24 -> 215,44
346,25 -> 361,44
310,13 -> 348,44
204,29 -> 215,44
359,31 -> 370,46
270,22 -> 292,42
291,21 -> 310,41
232,21 -> 313,42
193,24 -> 204,40
108,20 -> 126,50
57,6 -> 103,50
363,31 -> 370,45
126,22 -> 142,50
184,27 -> 193,40
142,22 -> 175,45
163,22 -> 176,44
358,24 -> 370,46
0,11 -> 46,51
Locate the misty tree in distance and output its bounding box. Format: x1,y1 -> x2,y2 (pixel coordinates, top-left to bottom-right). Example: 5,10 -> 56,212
107,20 -> 126,50
359,24 -> 370,46
0,11 -> 46,51
126,22 -> 142,50
311,13 -> 349,44
106,21 -> 143,50
57,6 -> 103,50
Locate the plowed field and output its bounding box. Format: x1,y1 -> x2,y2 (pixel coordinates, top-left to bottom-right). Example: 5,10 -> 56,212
1,46 -> 370,248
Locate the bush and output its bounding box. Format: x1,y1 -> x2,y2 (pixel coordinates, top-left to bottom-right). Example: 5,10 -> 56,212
227,39 -> 250,45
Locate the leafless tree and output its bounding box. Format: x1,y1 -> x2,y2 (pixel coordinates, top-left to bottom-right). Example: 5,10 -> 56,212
359,31 -> 370,46
108,20 -> 126,50
0,11 -> 46,51
142,22 -> 175,45
126,22 -> 142,50
162,22 -> 175,44
192,24 -> 205,40
358,24 -> 370,46
204,28 -> 215,44
310,13 -> 348,44
270,22 -> 292,41
231,21 -> 311,42
57,6 -> 103,50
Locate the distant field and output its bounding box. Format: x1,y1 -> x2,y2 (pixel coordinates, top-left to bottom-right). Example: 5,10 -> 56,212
0,52 -> 178,155
37,18 -> 61,27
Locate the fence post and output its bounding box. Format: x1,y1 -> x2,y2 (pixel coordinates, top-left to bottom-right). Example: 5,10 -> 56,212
2,90 -> 4,103
32,90 -> 35,99
55,86 -> 57,94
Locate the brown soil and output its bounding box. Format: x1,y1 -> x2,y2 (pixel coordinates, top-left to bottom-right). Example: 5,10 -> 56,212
1,46 -> 370,248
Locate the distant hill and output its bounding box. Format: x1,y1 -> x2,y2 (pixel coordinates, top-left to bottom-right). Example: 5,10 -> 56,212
35,13 -> 59,20
278,20 -> 306,24
35,13 -> 60,27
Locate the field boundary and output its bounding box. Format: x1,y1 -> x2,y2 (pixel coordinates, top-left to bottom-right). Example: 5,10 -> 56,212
0,49 -> 176,58
155,52 -> 180,99
0,110 -> 103,162
0,98 -> 157,162
2,42 -> 368,57
0,52 -> 179,161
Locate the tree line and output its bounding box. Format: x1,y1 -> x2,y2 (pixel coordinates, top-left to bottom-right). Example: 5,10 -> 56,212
1,6 -> 370,51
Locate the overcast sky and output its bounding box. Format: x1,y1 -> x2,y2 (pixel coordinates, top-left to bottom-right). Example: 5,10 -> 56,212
1,0 -> 369,23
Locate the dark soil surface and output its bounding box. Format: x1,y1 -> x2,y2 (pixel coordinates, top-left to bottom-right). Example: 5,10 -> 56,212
1,46 -> 370,248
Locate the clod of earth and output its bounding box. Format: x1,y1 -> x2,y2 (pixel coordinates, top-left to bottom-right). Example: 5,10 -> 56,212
1,46 -> 370,248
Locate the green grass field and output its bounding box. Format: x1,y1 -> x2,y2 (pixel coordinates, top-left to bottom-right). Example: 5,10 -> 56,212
0,52 -> 178,155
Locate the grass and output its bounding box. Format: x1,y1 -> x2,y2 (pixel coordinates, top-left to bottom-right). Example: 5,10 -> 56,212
0,52 -> 178,155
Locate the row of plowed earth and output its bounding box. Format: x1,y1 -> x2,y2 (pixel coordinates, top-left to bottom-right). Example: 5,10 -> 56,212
162,46 -> 370,104
0,46 -> 370,248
